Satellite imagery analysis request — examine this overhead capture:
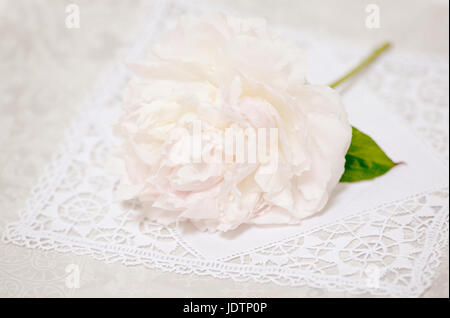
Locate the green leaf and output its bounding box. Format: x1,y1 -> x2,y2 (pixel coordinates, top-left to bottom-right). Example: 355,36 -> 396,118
340,126 -> 397,182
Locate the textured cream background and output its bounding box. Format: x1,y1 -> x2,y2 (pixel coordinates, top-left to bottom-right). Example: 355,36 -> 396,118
0,0 -> 448,297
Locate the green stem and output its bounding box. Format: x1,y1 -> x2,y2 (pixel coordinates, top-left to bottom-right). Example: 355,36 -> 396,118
329,42 -> 391,88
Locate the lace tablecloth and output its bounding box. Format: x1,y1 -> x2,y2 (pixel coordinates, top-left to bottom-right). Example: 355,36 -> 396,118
1,0 -> 448,297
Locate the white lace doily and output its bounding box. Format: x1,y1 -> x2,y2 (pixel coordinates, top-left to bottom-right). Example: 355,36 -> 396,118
3,0 -> 449,297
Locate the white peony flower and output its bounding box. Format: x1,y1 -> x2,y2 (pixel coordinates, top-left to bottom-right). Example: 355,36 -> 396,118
112,13 -> 352,232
